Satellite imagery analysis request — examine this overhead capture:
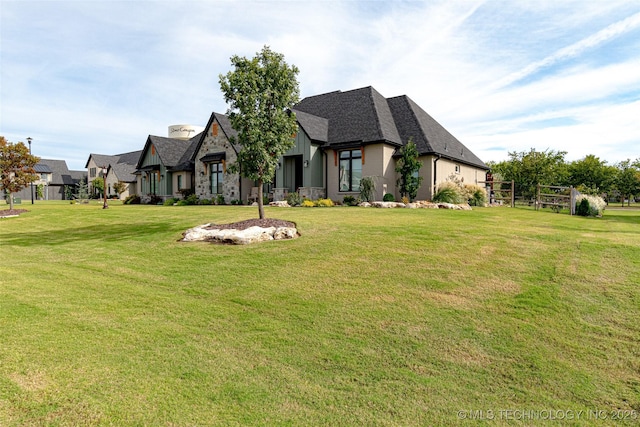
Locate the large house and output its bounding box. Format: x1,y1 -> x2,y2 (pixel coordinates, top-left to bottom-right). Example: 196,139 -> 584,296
85,150 -> 142,199
133,86 -> 488,203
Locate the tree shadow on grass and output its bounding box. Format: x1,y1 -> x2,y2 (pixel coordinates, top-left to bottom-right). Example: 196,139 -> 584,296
602,213 -> 640,226
2,221 -> 183,247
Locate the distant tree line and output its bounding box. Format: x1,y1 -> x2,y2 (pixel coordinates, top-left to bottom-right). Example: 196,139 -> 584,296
487,149 -> 640,206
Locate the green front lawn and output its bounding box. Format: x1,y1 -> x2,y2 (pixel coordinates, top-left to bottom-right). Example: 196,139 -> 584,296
1,202 -> 639,425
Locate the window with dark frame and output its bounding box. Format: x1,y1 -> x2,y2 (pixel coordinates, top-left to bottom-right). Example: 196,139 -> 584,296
339,149 -> 362,192
210,162 -> 224,195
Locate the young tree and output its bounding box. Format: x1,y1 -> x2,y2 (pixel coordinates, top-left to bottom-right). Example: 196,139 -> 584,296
395,138 -> 423,201
91,177 -> 104,198
0,136 -> 40,210
113,181 -> 126,199
75,178 -> 89,202
219,46 -> 300,219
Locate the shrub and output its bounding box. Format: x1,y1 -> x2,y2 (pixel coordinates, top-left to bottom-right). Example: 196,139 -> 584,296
146,194 -> 163,205
465,184 -> 488,206
401,196 -> 409,204
576,198 -> 590,216
359,176 -> 376,202
301,199 -> 315,207
383,193 -> 395,202
432,182 -> 464,204
123,195 -> 141,205
163,198 -> 179,206
575,194 -> 606,217
230,199 -> 243,205
182,194 -> 199,205
315,198 -> 334,207
286,192 -> 302,207
179,188 -> 195,198
199,198 -> 213,205
343,195 -> 357,206
215,194 -> 226,205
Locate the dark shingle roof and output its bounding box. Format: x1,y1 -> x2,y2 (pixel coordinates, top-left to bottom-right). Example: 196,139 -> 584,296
116,150 -> 142,166
387,95 -> 487,169
294,86 -> 401,146
171,132 -> 203,172
146,135 -> 194,168
294,86 -> 487,169
109,162 -> 137,182
69,170 -> 87,183
215,112 -> 238,142
37,159 -> 75,185
292,109 -> 329,143
86,154 -> 119,169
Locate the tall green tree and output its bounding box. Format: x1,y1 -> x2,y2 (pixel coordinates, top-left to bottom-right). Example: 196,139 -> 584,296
566,154 -> 614,194
0,136 -> 40,210
395,138 -> 423,201
219,46 -> 300,219
613,159 -> 640,207
491,148 -> 567,200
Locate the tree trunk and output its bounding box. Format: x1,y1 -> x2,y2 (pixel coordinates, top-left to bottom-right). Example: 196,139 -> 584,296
257,178 -> 265,219
8,193 -> 14,211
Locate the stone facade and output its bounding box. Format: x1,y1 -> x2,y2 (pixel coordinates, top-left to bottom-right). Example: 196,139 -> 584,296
194,121 -> 241,203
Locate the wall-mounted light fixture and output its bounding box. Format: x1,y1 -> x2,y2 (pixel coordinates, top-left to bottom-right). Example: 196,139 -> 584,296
277,162 -> 281,169
303,160 -> 309,168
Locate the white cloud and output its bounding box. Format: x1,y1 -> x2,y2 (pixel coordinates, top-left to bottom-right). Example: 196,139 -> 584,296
1,0 -> 639,170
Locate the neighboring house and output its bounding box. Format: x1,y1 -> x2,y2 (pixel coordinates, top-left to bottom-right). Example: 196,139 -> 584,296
85,151 -> 142,199
290,86 -> 489,201
135,134 -> 201,200
191,112 -> 253,203
12,159 -> 86,201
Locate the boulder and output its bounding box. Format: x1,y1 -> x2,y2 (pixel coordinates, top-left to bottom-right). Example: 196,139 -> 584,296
371,201 -> 406,208
182,224 -> 298,245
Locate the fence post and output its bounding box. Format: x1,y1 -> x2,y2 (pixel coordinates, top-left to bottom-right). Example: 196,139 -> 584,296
510,180 -> 515,208
570,187 -> 577,216
536,184 -> 540,210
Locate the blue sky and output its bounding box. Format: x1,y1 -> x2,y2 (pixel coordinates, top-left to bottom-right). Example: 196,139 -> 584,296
1,0 -> 639,171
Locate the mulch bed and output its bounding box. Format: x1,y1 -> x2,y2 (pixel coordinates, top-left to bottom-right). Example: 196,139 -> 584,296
204,218 -> 296,231
0,209 -> 28,217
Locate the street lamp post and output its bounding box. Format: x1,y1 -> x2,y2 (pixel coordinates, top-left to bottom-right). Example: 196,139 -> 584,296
102,166 -> 109,209
27,137 -> 33,204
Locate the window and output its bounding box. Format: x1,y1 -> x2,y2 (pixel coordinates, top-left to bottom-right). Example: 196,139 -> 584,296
177,175 -> 182,191
339,149 -> 362,192
90,167 -> 96,178
210,162 -> 224,194
455,164 -> 461,174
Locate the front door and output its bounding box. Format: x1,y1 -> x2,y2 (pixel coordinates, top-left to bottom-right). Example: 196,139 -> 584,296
284,155 -> 303,192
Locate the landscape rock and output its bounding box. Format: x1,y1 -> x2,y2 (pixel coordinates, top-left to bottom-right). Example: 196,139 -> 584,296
181,218 -> 299,245
269,201 -> 290,207
371,201 -> 406,208
358,202 -> 371,207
